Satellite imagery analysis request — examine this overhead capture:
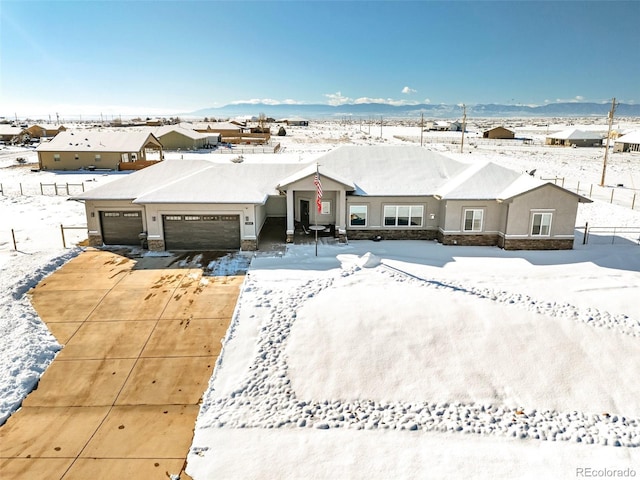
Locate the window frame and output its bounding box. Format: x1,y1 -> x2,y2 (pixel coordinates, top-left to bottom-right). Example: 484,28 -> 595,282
531,212 -> 553,236
320,201 -> 331,215
383,205 -> 424,227
463,208 -> 484,232
348,205 -> 368,227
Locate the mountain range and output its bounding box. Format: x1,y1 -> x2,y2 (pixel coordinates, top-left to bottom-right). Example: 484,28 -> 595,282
188,102 -> 639,120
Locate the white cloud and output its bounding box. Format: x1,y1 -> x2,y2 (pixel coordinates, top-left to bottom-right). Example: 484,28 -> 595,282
402,86 -> 416,94
324,92 -> 353,106
554,96 -> 586,103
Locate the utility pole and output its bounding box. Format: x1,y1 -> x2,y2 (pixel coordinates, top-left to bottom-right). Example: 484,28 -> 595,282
600,97 -> 617,187
380,116 -> 383,138
460,104 -> 467,153
420,113 -> 424,147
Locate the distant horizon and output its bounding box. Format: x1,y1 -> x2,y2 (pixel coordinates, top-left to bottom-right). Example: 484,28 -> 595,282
1,0 -> 638,118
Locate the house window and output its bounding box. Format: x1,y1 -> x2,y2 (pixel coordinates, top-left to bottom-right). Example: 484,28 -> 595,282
131,153 -> 138,161
463,209 -> 484,232
95,154 -> 101,162
53,154 -> 60,162
320,201 -> 330,215
74,154 -> 79,160
531,212 -> 552,236
383,205 -> 423,227
349,205 -> 367,227
121,153 -> 129,163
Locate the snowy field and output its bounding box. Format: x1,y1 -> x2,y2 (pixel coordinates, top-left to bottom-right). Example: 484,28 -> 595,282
1,120 -> 639,478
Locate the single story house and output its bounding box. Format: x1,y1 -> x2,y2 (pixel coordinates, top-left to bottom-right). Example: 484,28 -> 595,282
614,131 -> 640,153
0,125 -> 23,143
152,125 -> 219,150
37,130 -> 163,171
483,126 -> 515,139
24,124 -> 67,139
545,128 -> 603,147
74,146 -> 590,252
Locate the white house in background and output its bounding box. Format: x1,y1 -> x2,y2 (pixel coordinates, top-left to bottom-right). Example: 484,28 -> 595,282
74,145 -> 591,252
0,125 -> 22,143
545,128 -> 604,147
614,131 -> 640,153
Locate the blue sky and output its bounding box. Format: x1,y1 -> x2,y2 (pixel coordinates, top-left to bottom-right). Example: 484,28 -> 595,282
1,0 -> 639,117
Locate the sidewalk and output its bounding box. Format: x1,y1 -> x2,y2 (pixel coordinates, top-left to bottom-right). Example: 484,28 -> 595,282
0,249 -> 242,480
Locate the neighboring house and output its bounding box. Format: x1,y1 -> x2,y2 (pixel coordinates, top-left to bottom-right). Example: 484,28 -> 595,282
0,125 -> 22,143
614,131 -> 640,153
187,121 -> 243,137
152,125 -> 219,150
483,126 -> 515,139
545,128 -> 603,147
37,130 -> 163,171
74,146 -> 590,252
426,121 -> 452,131
24,124 -> 67,140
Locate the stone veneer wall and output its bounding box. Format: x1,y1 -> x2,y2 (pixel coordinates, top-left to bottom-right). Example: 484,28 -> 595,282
437,232 -> 499,247
502,238 -> 574,250
242,239 -> 258,251
147,239 -> 165,251
88,234 -> 103,247
347,229 -> 438,241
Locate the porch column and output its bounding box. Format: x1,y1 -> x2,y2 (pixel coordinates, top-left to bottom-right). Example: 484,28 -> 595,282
286,188 -> 295,243
337,189 -> 347,242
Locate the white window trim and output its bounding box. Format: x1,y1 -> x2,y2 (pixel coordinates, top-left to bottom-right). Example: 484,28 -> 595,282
531,212 -> 553,237
383,205 -> 424,227
463,208 -> 484,232
349,205 -> 368,227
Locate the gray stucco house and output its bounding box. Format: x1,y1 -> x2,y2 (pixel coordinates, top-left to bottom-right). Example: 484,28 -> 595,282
74,145 -> 591,251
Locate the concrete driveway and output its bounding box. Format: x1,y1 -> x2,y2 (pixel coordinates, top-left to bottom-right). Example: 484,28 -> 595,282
0,249 -> 243,480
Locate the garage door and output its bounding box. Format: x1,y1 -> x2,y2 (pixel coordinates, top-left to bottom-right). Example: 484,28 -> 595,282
100,211 -> 144,245
163,214 -> 240,250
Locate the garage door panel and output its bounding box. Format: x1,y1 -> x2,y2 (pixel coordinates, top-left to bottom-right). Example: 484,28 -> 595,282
163,215 -> 240,250
100,211 -> 143,245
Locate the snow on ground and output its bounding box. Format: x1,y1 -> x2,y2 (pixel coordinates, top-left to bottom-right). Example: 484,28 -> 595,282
1,121 -> 639,478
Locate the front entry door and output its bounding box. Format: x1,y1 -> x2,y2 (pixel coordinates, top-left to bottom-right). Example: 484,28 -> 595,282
300,199 -> 310,228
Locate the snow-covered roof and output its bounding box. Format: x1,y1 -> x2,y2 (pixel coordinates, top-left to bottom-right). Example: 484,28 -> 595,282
74,145 -> 586,205
152,124 -> 211,141
133,162 -> 301,204
0,125 -> 22,135
615,130 -> 640,144
312,145 -> 469,195
36,130 -> 161,152
435,162 -> 524,200
546,128 -> 603,140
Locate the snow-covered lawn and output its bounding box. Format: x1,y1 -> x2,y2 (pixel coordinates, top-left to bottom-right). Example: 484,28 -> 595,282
187,241 -> 640,479
1,121 -> 639,478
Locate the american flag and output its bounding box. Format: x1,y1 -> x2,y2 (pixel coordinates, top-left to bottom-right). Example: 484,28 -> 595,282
314,172 -> 323,213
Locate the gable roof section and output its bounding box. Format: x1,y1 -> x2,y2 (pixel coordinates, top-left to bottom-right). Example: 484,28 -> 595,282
36,130 -> 161,152
498,181 -> 593,203
277,164 -> 355,190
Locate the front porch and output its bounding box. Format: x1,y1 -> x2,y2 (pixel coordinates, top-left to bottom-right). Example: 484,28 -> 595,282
258,217 -> 340,251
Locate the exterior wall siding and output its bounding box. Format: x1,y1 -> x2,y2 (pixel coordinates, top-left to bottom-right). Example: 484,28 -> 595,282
39,151 -> 128,170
